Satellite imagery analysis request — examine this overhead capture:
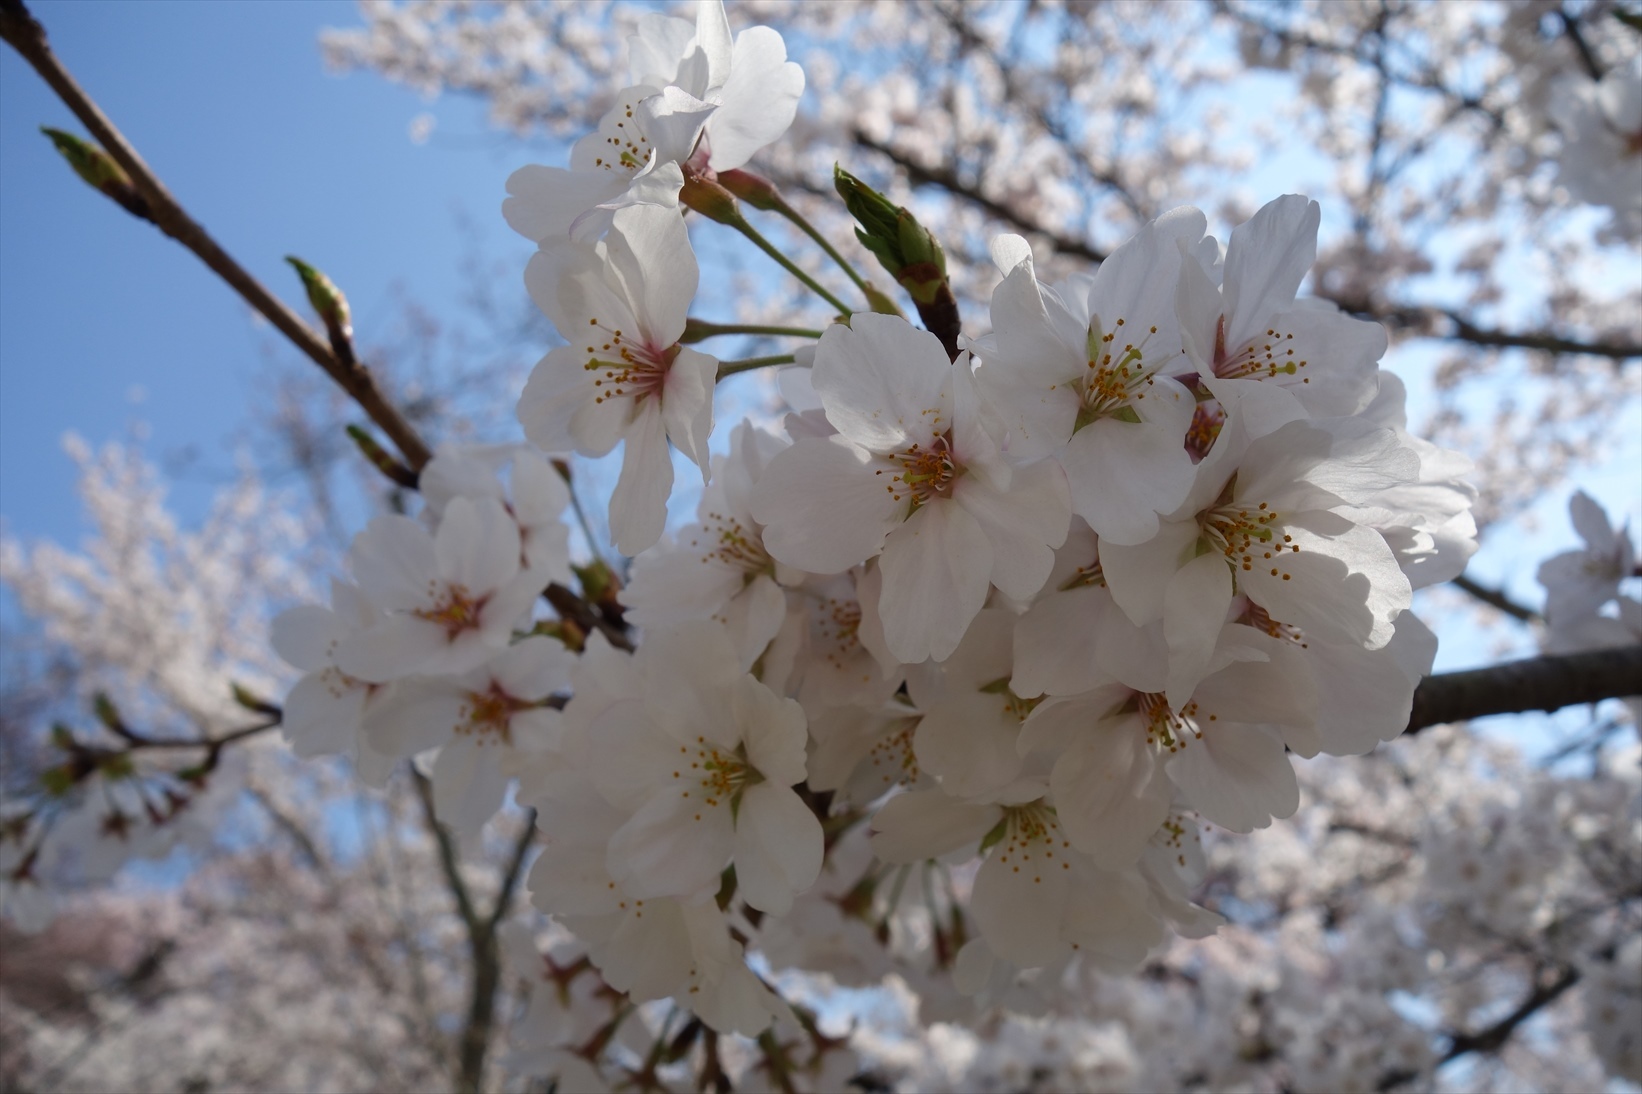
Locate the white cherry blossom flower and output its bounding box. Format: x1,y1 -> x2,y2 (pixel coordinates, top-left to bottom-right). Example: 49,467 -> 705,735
419,445 -> 575,584
1538,489 -> 1637,629
1100,415 -> 1417,707
751,314 -> 1070,663
526,770 -> 789,1035
364,637 -> 572,839
621,422 -> 795,670
518,203 -> 716,556
503,0 -> 803,242
1550,55 -> 1642,241
270,577 -> 395,787
980,213 -> 1201,545
1176,195 -> 1386,436
337,497 -> 543,682
570,622 -> 822,915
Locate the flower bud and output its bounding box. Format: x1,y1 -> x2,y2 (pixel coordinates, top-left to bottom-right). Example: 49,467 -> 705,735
40,127 -> 153,221
679,170 -> 743,225
285,256 -> 356,367
345,424 -> 419,489
717,167 -> 783,211
834,166 -> 961,358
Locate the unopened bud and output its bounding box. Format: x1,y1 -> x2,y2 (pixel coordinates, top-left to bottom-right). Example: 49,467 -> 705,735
41,127 -> 152,221
92,692 -> 126,735
346,424 -> 419,489
863,282 -> 905,317
572,559 -> 621,608
230,681 -> 281,717
834,166 -> 961,358
679,170 -> 743,226
285,256 -> 356,367
717,168 -> 783,212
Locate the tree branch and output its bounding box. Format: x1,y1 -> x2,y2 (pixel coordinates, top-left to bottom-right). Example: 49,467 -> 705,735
1441,964 -> 1581,1063
1450,573 -> 1541,624
852,129 -> 1109,264
1406,645 -> 1642,734
0,1 -> 432,470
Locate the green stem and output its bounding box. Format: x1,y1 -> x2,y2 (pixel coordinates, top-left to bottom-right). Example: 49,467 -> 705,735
727,212 -> 853,316
686,320 -> 823,341
716,353 -> 796,381
773,195 -> 872,295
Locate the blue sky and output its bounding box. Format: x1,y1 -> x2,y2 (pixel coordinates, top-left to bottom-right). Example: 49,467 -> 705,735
0,0 -> 543,544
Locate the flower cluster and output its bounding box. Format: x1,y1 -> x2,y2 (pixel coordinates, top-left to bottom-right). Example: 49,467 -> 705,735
268,0 -> 1478,1056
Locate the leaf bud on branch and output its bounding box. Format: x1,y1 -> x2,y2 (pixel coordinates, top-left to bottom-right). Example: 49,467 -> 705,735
40,126 -> 152,221
285,255 -> 357,368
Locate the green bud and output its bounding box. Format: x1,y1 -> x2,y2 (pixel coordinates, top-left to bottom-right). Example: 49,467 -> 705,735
1617,8 -> 1642,33
92,691 -> 124,733
49,722 -> 76,752
345,424 -> 418,489
230,681 -> 280,716
834,166 -> 961,358
862,281 -> 905,317
41,128 -> 152,221
40,765 -> 77,797
99,752 -> 136,781
573,558 -> 618,605
285,256 -> 356,366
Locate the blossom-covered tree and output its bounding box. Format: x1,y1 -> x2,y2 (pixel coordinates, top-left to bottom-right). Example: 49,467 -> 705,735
2,2 -> 1639,1092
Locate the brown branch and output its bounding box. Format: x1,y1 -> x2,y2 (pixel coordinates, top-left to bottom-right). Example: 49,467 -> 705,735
1406,645 -> 1642,734
1441,964 -> 1581,1062
0,1 -> 432,471
1361,304 -> 1642,362
1450,573 -> 1541,624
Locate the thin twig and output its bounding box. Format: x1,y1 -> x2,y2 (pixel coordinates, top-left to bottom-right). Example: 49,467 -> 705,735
0,1 -> 432,470
717,353 -> 796,380
1451,573 -> 1541,624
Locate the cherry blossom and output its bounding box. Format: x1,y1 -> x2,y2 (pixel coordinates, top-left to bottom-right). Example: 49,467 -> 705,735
518,203 -> 715,556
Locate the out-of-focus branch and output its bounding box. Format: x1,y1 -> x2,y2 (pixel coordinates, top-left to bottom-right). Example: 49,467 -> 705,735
858,127 -> 1640,363
1450,573 -> 1542,624
1364,303 -> 1642,361
0,0 -> 432,471
409,764 -> 537,1094
1442,964 -> 1581,1062
852,129 -> 1109,264
1406,645 -> 1642,734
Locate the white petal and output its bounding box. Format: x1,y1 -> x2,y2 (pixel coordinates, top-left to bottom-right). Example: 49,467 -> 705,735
1099,518 -> 1201,627
608,789 -> 734,900
271,605 -> 346,673
812,315 -> 953,453
732,782 -> 823,915
868,790 -> 998,864
707,27 -> 804,171
956,459 -> 1069,601
609,402 -> 674,557
734,676 -> 808,786
877,501 -> 992,663
518,345 -> 597,455
1223,195 -> 1319,350
1048,713 -> 1172,868
970,835 -> 1071,967
750,436 -> 902,574
437,496 -> 520,594
606,203 -> 697,345
1163,551 -> 1234,707
1166,723 -> 1298,833
336,615 -> 451,683
661,346 -> 717,476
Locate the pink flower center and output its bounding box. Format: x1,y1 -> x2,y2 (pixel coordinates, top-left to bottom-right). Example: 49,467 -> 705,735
583,319 -> 676,405
1212,314 -> 1310,383
414,584 -> 488,639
